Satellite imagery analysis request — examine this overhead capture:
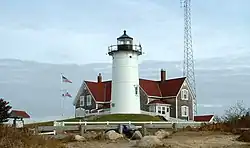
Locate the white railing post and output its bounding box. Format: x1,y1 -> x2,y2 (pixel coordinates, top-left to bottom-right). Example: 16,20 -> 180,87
107,121 -> 109,125
128,121 -> 131,125
53,121 -> 57,126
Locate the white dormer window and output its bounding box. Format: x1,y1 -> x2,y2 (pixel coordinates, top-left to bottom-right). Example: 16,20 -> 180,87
181,89 -> 189,100
181,106 -> 189,117
86,95 -> 92,106
80,96 -> 84,107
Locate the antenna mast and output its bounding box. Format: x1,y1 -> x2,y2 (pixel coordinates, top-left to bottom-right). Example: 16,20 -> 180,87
181,0 -> 197,115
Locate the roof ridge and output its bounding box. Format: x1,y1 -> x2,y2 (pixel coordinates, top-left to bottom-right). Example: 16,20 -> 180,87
85,77 -> 185,83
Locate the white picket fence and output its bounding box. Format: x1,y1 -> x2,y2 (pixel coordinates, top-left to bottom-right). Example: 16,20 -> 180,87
53,120 -> 206,127
31,120 -> 207,135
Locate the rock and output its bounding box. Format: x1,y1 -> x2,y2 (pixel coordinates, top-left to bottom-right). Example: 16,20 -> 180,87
130,130 -> 142,140
105,130 -> 123,140
74,135 -> 86,142
83,131 -> 98,140
236,131 -> 250,142
135,136 -> 164,148
155,129 -> 170,139
185,126 -> 193,131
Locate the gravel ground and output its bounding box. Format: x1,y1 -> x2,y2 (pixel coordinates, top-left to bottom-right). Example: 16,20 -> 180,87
66,131 -> 250,148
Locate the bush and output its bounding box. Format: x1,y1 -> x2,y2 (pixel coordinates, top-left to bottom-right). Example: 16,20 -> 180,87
0,98 -> 12,123
221,101 -> 249,123
0,125 -> 65,148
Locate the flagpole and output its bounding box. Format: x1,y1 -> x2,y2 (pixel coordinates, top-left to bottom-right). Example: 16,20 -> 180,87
62,92 -> 65,117
60,73 -> 72,118
60,73 -> 64,117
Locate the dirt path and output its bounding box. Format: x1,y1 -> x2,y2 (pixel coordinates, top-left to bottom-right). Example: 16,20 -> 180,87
66,131 -> 250,148
163,131 -> 250,148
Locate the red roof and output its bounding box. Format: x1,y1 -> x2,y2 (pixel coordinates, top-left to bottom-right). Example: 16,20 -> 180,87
194,115 -> 214,122
9,110 -> 30,118
85,81 -> 111,102
159,78 -> 185,97
139,79 -> 161,96
84,77 -> 185,102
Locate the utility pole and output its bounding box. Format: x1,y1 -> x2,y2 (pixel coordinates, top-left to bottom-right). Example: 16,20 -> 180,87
180,0 -> 197,115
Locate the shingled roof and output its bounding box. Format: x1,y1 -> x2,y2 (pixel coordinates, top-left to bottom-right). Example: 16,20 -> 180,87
84,77 -> 186,102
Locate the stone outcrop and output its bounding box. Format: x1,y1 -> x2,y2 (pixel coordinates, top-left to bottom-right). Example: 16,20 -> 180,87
155,129 -> 170,139
105,130 -> 123,140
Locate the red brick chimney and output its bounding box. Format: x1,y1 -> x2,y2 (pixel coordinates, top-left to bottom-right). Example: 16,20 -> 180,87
160,69 -> 166,82
97,73 -> 102,83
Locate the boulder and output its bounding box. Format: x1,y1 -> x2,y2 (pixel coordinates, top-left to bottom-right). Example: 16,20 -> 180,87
105,130 -> 123,140
130,130 -> 143,140
135,136 -> 164,148
83,131 -> 98,140
74,135 -> 86,142
155,129 -> 170,139
236,131 -> 250,142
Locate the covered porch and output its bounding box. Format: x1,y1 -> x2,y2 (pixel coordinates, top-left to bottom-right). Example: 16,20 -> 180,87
148,100 -> 171,118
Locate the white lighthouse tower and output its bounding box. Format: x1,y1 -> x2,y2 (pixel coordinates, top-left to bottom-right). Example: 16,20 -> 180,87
108,30 -> 142,114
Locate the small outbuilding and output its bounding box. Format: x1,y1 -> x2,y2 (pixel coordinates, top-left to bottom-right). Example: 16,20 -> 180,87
9,110 -> 30,128
194,115 -> 215,123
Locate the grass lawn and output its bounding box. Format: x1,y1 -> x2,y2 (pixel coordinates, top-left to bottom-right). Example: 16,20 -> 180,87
89,114 -> 162,122
25,114 -> 163,128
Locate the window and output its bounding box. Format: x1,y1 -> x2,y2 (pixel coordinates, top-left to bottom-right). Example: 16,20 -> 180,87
119,41 -> 124,45
134,85 -> 139,95
162,107 -> 166,114
167,107 -> 169,113
157,106 -> 161,114
86,95 -> 92,106
111,103 -> 115,107
181,106 -> 189,117
181,89 -> 189,100
80,96 -> 84,106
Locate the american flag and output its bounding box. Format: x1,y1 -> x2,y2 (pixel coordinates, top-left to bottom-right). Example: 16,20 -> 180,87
62,92 -> 72,98
62,75 -> 72,83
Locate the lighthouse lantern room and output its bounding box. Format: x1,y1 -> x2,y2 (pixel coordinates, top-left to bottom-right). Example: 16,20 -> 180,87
108,30 -> 142,114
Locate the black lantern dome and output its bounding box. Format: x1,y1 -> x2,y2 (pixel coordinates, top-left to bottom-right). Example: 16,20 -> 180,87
108,30 -> 142,56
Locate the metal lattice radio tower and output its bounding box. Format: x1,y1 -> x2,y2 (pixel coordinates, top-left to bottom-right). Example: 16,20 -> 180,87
181,0 -> 197,115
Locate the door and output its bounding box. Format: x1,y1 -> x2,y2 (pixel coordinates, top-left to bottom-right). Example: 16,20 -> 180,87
165,106 -> 170,118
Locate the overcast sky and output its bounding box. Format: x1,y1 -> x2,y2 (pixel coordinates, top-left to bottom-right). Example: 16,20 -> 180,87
0,0 -> 249,64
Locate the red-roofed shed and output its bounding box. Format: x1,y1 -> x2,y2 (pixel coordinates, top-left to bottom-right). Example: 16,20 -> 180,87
194,115 -> 214,122
9,110 -> 30,128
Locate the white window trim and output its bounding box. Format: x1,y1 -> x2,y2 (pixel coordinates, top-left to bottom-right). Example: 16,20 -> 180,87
156,105 -> 168,115
181,105 -> 189,117
86,95 -> 92,106
181,89 -> 189,100
79,96 -> 84,107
